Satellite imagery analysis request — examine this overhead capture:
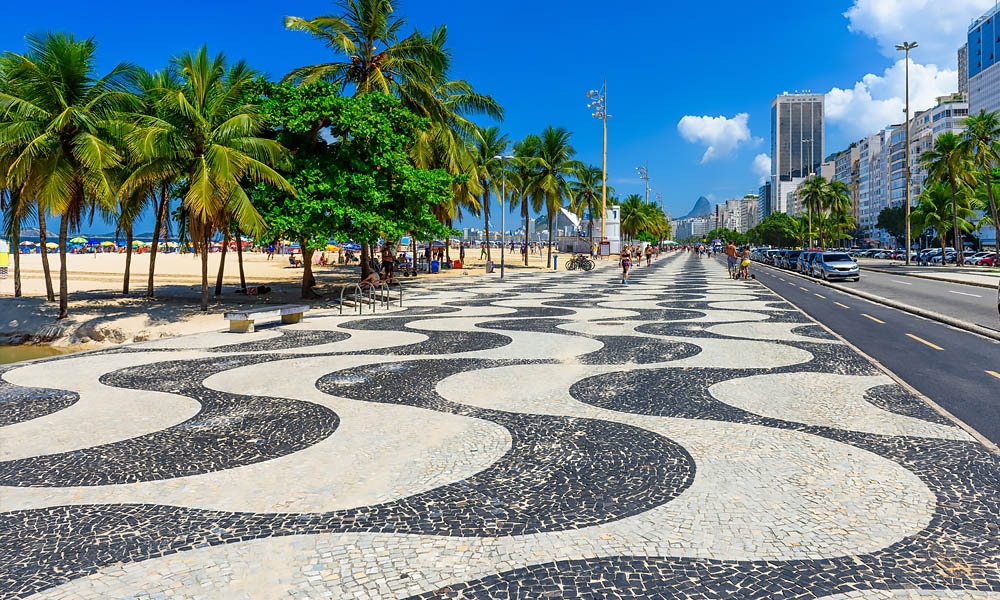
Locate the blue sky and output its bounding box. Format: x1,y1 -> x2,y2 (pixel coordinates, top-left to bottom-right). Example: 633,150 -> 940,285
3,0 -> 991,233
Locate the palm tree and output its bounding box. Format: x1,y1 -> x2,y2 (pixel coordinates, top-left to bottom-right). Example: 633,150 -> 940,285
922,131 -> 975,265
131,67 -> 183,298
960,109 -> 1000,265
123,47 -> 295,311
0,184 -> 33,297
283,0 -> 446,96
620,194 -> 647,244
799,176 -> 825,248
473,126 -> 509,261
531,126 -> 578,267
568,164 -> 616,251
825,179 -> 853,250
912,183 -> 977,261
0,32 -> 139,319
510,135 -> 542,265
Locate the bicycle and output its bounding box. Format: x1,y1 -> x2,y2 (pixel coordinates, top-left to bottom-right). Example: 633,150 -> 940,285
565,254 -> 595,271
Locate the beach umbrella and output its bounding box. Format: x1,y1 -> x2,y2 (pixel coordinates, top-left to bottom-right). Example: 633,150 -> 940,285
19,241 -> 35,246
342,242 -> 361,251
325,244 -> 338,251
166,241 -> 179,248
87,239 -> 101,245
69,236 -> 88,244
100,241 -> 115,246
45,242 -> 58,249
132,240 -> 142,246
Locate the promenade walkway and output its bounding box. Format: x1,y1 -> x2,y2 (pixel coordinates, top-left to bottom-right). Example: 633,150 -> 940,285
2,252 -> 999,598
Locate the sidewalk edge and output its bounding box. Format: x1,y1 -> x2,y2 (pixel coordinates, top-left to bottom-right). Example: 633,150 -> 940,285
859,265 -> 998,290
754,268 -> 1000,456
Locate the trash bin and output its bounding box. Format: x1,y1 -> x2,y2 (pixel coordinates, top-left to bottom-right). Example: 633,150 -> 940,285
430,260 -> 440,273
552,254 -> 559,270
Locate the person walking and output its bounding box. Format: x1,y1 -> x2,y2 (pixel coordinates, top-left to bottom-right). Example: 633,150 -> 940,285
620,247 -> 632,284
725,241 -> 738,279
740,246 -> 752,280
644,245 -> 653,267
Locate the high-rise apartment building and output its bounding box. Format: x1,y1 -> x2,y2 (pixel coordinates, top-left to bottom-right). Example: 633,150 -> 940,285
739,194 -> 759,232
832,145 -> 861,227
968,6 -> 1000,114
959,44 -> 969,96
909,93 -> 968,200
770,92 -> 825,214
758,182 -> 772,220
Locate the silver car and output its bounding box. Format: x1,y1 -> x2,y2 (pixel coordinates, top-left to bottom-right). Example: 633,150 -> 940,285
811,252 -> 861,282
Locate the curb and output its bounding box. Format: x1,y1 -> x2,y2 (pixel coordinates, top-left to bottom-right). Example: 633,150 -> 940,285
757,263 -> 1000,343
859,265 -> 998,290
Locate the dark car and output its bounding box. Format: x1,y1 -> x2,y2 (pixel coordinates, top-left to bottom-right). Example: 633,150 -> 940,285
782,250 -> 802,270
811,252 -> 861,281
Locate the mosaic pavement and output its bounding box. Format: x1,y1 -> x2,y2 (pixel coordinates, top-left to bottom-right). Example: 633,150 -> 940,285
2,253 -> 1000,599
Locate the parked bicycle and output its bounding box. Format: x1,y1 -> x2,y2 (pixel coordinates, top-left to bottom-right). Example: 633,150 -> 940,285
565,254 -> 596,271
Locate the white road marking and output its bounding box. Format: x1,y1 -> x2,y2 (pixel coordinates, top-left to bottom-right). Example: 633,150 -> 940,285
891,280 -> 913,286
948,290 -> 982,298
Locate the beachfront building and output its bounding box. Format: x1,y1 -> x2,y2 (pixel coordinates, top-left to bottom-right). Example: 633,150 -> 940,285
969,5 -> 1000,115
770,92 -> 825,215
739,194 -> 759,232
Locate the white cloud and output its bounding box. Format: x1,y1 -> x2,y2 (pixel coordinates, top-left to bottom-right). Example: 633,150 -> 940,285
825,59 -> 958,138
752,153 -> 771,185
677,113 -> 753,163
845,0 -> 992,67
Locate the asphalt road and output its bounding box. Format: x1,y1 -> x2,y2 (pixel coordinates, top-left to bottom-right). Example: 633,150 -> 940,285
849,266 -> 999,331
751,263 -> 1000,448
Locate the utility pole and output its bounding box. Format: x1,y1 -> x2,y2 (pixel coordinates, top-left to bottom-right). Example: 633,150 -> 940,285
637,162 -> 650,204
897,41 -> 918,265
587,82 -> 609,241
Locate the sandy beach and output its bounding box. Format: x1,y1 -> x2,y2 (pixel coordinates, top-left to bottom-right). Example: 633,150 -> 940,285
0,247 -> 568,347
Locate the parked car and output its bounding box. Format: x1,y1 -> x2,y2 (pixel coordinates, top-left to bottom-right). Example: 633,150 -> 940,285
811,252 -> 861,281
980,254 -> 996,267
965,252 -> 991,265
930,250 -> 958,265
782,250 -> 802,270
796,251 -> 814,274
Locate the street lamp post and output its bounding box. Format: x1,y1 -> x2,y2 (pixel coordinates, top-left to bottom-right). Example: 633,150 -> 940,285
637,162 -> 650,204
494,155 -> 515,279
587,82 -> 609,242
896,41 -> 918,265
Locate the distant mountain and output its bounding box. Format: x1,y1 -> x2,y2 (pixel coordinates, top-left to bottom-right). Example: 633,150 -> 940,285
680,196 -> 713,220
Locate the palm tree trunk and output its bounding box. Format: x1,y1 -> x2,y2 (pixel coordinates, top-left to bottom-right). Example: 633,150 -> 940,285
200,232 -> 210,311
986,180 -> 1000,266
123,226 -> 133,295
483,188 -> 492,261
948,179 -> 963,266
147,183 -> 169,298
12,225 -> 21,298
57,213 -> 69,320
547,217 -> 554,269
37,209 -> 55,302
235,227 -> 246,290
215,231 -> 229,296
522,195 -> 529,266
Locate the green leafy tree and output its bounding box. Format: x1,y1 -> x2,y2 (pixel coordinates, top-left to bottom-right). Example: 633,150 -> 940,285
799,176 -> 825,247
0,32 -> 139,319
825,179 -> 853,249
960,109 -> 1000,265
747,213 -> 799,247
922,131 -> 975,265
254,88 -> 455,286
510,135 -> 542,265
876,206 -> 907,246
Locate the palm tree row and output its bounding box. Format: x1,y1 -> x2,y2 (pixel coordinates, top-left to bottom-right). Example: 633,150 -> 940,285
798,176 -> 854,248
917,111 -> 1000,266
619,194 -> 672,244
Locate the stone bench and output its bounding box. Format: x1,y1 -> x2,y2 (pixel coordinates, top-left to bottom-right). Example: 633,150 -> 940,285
223,304 -> 309,333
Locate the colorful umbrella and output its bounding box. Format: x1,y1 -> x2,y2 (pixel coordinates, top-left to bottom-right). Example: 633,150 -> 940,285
19,241 -> 35,246
69,236 -> 88,244
45,242 -> 59,249
101,241 -> 116,246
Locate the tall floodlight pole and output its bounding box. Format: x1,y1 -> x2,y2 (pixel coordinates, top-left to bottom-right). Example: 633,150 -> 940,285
637,162 -> 650,203
494,155 -> 515,279
896,41 -> 918,265
587,82 -> 609,241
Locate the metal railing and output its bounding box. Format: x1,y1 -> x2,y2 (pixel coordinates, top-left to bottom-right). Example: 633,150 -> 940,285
338,280 -> 405,315
339,283 -> 363,315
